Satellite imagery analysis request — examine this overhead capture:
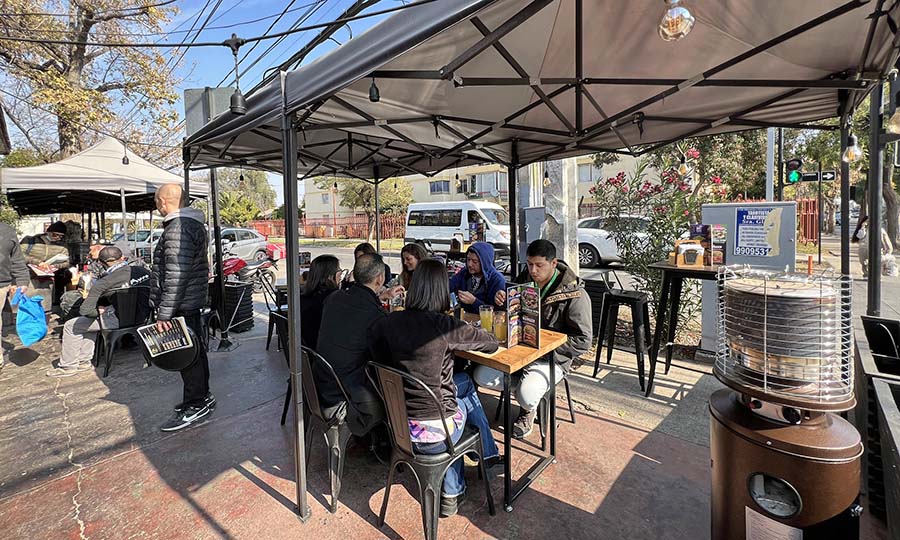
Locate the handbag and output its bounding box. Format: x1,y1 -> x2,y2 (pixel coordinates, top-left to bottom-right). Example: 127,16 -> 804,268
11,289 -> 48,346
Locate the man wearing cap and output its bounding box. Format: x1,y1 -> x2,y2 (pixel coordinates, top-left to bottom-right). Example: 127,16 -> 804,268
47,246 -> 150,377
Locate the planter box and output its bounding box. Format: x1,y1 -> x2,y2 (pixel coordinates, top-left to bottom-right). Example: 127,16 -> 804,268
873,378 -> 900,539
852,316 -> 900,520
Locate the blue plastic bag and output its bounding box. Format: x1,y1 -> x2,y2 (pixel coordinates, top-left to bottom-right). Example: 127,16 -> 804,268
11,289 -> 47,347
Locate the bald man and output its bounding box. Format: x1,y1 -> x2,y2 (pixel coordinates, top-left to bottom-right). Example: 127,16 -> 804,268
152,183 -> 214,432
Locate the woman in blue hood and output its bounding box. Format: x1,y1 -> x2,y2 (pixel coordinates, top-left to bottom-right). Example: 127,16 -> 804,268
449,242 -> 506,314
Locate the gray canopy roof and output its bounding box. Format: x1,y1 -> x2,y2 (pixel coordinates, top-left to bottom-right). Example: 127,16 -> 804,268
183,0 -> 900,179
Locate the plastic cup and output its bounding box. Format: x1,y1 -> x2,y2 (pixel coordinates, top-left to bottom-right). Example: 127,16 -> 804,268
493,311 -> 507,342
479,305 -> 494,333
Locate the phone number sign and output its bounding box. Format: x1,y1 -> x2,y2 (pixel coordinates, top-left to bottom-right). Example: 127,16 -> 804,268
734,207 -> 781,258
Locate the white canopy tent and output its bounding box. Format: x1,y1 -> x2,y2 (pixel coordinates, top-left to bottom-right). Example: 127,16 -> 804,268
0,136 -> 207,215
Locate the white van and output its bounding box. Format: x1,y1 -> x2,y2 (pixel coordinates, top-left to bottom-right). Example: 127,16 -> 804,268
405,201 -> 511,254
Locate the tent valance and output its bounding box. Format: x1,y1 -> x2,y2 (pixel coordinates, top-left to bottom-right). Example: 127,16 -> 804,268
1,137 -> 208,214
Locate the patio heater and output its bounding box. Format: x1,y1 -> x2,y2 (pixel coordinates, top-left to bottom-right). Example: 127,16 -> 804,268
711,267 -> 862,539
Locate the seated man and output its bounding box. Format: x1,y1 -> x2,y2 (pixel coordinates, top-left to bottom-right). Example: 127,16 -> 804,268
448,241 -> 506,314
474,239 -> 592,438
46,246 -> 151,377
316,252 -> 388,437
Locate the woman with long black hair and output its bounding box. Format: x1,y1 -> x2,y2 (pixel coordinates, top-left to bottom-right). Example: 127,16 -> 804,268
299,254 -> 342,348
367,259 -> 500,516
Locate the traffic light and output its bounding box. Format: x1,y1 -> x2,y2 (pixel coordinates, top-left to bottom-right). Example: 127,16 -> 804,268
785,158 -> 803,185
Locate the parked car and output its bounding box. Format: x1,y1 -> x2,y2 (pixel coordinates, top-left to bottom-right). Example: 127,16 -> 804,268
577,216 -> 650,267
112,229 -> 163,261
405,201 -> 511,255
217,227 -> 269,262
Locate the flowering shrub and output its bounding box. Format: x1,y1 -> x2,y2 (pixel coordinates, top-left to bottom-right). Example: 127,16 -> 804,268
591,152 -> 726,334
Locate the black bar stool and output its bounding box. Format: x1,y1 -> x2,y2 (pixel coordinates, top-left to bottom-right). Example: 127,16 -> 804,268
592,289 -> 651,392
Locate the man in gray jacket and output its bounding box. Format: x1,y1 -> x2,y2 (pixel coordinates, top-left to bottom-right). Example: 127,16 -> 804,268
152,184 -> 214,432
474,239 -> 592,439
0,223 -> 30,370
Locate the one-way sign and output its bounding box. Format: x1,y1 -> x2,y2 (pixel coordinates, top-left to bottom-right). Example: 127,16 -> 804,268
821,170 -> 836,181
800,172 -> 819,182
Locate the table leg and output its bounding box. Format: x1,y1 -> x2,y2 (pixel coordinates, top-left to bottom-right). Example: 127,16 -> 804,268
503,372 -> 513,512
664,277 -> 683,375
646,271 -> 672,397
549,360 -> 557,461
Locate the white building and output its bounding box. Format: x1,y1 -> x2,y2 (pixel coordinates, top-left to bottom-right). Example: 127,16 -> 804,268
302,154 -> 645,219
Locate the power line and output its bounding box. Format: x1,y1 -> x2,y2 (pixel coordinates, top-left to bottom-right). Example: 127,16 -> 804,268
0,87 -> 181,148
0,0 -> 324,38
0,0 -> 438,48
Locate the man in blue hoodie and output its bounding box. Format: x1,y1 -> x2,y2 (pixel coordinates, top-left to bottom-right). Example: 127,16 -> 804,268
448,242 -> 505,314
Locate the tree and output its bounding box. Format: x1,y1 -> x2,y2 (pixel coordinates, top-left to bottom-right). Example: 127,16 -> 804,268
218,191 -> 259,227
216,168 -> 277,213
315,177 -> 413,240
0,2 -> 181,157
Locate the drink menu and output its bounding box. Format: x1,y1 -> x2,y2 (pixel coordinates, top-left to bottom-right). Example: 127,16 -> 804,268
137,317 -> 194,358
506,283 -> 540,349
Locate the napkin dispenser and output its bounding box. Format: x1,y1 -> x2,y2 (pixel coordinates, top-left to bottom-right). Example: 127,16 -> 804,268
668,240 -> 706,267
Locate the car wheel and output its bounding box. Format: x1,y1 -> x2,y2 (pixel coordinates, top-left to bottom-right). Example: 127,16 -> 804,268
578,243 -> 599,268
253,250 -> 267,262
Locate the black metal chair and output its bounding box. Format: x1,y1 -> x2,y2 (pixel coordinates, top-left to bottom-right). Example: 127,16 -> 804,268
272,313 -> 357,513
861,315 -> 900,371
260,276 -> 288,351
593,288 -> 652,391
95,286 -> 152,377
367,361 -> 495,540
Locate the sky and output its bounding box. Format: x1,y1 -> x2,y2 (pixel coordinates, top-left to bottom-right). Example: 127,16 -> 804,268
163,0 -> 397,205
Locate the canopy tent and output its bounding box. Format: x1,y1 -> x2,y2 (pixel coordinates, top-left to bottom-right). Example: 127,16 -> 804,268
1,136 -> 208,215
181,0 -> 900,520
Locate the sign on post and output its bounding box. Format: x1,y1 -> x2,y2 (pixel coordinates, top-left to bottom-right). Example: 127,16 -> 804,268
821,170 -> 836,181
800,172 -> 819,183
734,207 -> 784,257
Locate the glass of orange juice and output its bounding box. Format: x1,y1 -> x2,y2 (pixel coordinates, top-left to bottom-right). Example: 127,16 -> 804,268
493,311 -> 507,343
479,305 -> 494,333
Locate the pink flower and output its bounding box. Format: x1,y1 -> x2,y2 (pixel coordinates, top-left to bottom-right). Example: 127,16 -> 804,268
684,210 -> 690,216
686,148 -> 700,159
711,176 -> 722,184
621,186 -> 629,193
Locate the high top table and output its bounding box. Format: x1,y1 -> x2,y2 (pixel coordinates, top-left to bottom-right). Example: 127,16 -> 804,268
456,328 -> 568,512
646,261 -> 720,397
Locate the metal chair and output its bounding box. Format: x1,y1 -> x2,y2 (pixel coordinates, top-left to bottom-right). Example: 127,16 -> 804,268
861,315 -> 900,370
367,362 -> 495,540
273,313 -> 358,513
95,286 -> 151,377
593,269 -> 652,391
260,276 -> 288,351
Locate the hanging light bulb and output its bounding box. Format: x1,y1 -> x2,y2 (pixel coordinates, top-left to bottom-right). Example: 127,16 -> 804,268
678,156 -> 688,175
369,77 -> 380,103
226,34 -> 248,115
658,0 -> 695,42
121,142 -> 129,165
842,134 -> 863,163
394,180 -> 397,189
543,169 -> 551,187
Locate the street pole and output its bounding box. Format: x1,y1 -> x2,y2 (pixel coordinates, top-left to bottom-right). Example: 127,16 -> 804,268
374,166 -> 381,253
868,83 -> 884,316
777,127 -> 784,201
817,161 -> 823,265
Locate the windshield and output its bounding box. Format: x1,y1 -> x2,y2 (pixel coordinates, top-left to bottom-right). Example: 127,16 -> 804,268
120,231 -> 152,242
481,208 -> 509,226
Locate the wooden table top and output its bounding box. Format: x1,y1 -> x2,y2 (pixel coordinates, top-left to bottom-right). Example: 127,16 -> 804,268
648,261 -> 721,280
456,328 -> 568,374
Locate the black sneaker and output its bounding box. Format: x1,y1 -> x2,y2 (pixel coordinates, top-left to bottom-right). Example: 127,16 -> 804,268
512,408 -> 537,439
174,393 -> 216,414
160,404 -> 211,432
439,490 -> 466,518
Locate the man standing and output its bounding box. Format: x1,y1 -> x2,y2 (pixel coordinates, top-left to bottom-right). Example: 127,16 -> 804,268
0,222 -> 30,370
152,184 -> 214,432
46,247 -> 150,377
474,239 -> 592,439
317,253 -> 388,439
448,242 -> 506,314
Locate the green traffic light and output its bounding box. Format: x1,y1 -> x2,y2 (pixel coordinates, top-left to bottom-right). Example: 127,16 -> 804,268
787,170 -> 801,184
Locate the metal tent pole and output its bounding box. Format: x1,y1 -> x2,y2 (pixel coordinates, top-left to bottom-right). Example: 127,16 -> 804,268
209,168 -> 232,350
868,83 -> 884,316
508,140 -> 520,275
840,118 -> 851,276
182,146 -> 191,204
87,212 -> 92,244
777,127 -> 784,201
374,165 -> 381,252
281,77 -> 310,521
119,188 -> 128,244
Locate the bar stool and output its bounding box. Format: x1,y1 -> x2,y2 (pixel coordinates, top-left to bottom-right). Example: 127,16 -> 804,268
593,289 -> 652,391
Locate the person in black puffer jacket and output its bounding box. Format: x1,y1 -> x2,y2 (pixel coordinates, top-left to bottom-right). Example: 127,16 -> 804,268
151,184 -> 214,433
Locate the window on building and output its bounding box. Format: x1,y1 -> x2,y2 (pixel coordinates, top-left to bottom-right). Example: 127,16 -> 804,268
578,164 -> 593,183
456,176 -> 466,194
498,172 -> 508,192
429,180 -> 450,194
321,192 -> 330,204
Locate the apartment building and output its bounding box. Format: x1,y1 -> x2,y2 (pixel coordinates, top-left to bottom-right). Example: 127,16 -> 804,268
303,154 -> 643,219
